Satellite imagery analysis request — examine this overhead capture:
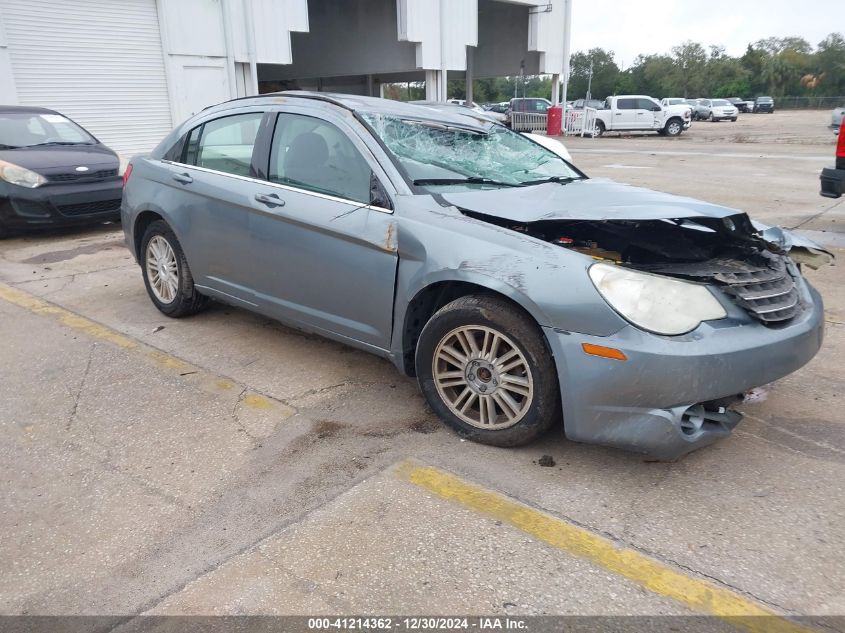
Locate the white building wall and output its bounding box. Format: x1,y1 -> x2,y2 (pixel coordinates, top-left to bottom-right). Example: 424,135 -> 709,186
0,11 -> 17,103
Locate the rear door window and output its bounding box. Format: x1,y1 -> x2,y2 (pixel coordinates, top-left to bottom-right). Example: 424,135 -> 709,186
187,112 -> 263,177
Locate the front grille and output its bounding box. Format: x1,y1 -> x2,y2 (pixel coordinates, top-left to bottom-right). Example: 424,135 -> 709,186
56,199 -> 122,217
47,169 -> 118,183
715,256 -> 801,324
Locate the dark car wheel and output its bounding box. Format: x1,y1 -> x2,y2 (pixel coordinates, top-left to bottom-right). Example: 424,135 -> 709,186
731,117 -> 738,122
140,220 -> 209,318
415,295 -> 561,447
593,120 -> 605,137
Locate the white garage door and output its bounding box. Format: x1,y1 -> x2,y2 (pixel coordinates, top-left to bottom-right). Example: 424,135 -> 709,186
1,0 -> 173,157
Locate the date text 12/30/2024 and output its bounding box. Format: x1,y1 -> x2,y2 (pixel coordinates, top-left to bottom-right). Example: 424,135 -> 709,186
308,618 -> 528,631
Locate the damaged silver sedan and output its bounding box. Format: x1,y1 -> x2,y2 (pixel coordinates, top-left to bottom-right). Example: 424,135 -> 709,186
122,93 -> 828,459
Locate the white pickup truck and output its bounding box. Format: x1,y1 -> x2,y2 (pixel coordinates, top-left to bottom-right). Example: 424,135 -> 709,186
594,95 -> 692,137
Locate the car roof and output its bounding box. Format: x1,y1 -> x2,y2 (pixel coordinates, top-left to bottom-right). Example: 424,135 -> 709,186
0,105 -> 60,115
205,91 -> 494,131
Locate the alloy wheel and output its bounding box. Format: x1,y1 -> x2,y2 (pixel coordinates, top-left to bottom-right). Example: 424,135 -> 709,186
145,235 -> 179,303
432,325 -> 534,430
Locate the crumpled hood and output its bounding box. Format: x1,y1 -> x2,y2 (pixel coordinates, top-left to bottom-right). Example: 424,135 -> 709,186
441,178 -> 739,223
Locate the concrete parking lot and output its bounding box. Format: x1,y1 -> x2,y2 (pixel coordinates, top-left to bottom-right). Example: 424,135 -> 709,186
1,110 -> 843,629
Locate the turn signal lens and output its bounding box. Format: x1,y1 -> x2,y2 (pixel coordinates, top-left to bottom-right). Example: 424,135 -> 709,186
582,343 -> 628,361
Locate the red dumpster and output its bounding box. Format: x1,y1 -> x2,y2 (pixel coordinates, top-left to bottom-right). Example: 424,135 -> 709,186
547,105 -> 562,136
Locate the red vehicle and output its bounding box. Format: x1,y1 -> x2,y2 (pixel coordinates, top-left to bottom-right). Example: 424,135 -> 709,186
820,120 -> 845,199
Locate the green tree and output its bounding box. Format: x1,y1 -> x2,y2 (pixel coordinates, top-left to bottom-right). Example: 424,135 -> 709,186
816,33 -> 845,95
567,48 -> 620,99
670,41 -> 708,96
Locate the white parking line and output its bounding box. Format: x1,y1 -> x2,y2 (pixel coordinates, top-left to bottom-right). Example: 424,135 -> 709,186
572,148 -> 830,162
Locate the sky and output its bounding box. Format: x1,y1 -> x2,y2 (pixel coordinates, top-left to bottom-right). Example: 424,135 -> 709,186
569,0 -> 840,67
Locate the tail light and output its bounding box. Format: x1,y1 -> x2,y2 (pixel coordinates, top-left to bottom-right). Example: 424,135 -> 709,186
837,121 -> 845,169
122,163 -> 133,187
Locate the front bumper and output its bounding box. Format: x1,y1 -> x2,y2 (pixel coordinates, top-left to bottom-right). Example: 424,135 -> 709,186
820,167 -> 844,199
544,283 -> 824,459
0,179 -> 123,231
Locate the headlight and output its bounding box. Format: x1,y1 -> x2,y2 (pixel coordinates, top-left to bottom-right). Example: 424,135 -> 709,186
0,159 -> 47,188
589,263 -> 727,335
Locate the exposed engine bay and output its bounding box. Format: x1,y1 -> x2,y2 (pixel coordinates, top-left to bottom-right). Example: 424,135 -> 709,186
465,210 -> 833,326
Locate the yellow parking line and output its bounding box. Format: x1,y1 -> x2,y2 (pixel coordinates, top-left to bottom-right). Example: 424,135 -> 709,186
397,462 -> 817,633
0,281 -> 293,417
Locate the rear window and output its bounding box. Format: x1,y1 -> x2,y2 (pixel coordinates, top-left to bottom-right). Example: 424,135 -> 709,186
184,112 -> 263,177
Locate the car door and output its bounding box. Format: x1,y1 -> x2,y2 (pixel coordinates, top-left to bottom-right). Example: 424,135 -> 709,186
614,98 -> 638,129
245,109 -> 398,350
159,110 -> 266,305
636,98 -> 661,129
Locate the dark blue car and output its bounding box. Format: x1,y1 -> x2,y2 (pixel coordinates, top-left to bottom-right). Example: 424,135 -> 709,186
0,106 -> 122,238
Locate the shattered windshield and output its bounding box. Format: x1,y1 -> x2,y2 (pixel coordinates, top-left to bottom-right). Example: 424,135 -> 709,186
361,113 -> 582,189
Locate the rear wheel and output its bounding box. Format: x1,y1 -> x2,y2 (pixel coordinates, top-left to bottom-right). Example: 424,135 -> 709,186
416,295 -> 561,447
140,220 -> 209,318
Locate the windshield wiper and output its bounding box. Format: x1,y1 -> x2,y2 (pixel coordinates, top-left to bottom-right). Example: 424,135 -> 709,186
413,177 -> 518,188
25,141 -> 93,147
518,175 -> 581,186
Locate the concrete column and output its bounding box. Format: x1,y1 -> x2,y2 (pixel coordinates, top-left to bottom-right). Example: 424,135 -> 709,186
465,46 -> 474,105
439,68 -> 448,101
551,73 -> 560,106
426,69 -> 439,101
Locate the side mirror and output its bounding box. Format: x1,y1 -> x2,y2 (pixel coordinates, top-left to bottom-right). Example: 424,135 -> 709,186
652,105 -> 662,112
370,172 -> 392,210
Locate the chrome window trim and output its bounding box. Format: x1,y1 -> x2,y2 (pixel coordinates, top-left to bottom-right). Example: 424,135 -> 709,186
160,159 -> 394,215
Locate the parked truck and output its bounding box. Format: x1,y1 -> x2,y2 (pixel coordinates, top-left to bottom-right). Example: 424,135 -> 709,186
594,95 -> 692,137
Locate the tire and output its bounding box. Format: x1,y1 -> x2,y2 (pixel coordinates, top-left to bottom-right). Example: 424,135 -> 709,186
730,117 -> 737,122
140,220 -> 209,318
708,112 -> 716,122
0,222 -> 8,240
664,118 -> 683,136
593,120 -> 605,137
415,295 -> 561,447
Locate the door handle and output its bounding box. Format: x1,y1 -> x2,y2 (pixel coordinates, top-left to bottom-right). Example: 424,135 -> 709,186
615,112 -> 622,116
172,173 -> 193,184
255,193 -> 285,208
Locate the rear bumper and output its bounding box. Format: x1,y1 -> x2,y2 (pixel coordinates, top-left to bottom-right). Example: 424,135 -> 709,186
820,167 -> 844,199
544,282 -> 824,459
0,179 -> 123,231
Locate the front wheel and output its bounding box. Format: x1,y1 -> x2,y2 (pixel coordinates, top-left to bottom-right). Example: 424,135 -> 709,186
415,296 -> 561,447
140,220 -> 209,318
730,117 -> 738,122
664,119 -> 683,136
593,120 -> 606,137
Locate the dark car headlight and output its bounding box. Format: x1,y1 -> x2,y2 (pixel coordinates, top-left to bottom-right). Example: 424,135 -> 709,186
0,159 -> 47,188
